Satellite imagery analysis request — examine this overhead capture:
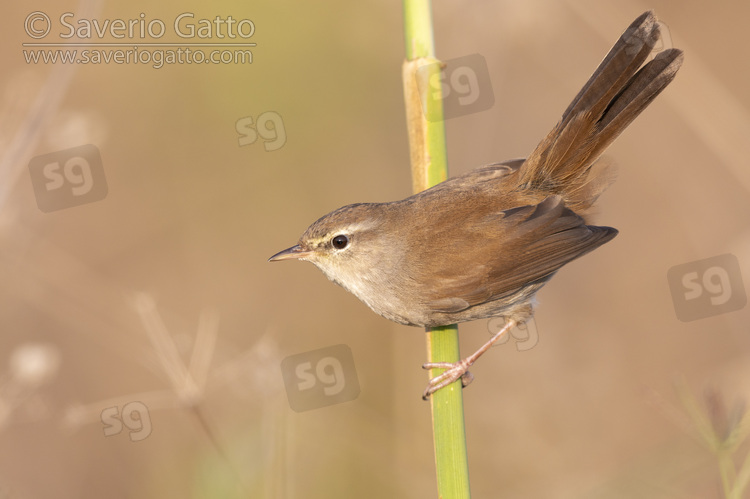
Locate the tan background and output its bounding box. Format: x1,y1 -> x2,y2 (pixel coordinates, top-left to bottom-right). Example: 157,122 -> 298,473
1,0 -> 749,497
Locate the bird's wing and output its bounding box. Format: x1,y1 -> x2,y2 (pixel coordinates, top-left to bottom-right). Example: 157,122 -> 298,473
415,196 -> 617,313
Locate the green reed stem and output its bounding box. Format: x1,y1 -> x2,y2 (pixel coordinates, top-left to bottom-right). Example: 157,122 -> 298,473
402,1 -> 471,497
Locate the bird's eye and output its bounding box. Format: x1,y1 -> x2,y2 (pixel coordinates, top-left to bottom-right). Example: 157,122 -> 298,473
331,234 -> 349,250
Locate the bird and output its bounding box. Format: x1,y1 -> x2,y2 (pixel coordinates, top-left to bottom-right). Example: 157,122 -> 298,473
270,11 -> 683,399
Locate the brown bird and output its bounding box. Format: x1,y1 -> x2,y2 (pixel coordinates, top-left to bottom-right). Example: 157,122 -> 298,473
270,11 -> 683,398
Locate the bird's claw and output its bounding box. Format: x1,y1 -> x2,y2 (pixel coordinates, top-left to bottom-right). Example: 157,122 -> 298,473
422,360 -> 474,400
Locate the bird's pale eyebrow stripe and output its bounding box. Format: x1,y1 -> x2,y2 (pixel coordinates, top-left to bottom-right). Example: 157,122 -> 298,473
340,220 -> 378,234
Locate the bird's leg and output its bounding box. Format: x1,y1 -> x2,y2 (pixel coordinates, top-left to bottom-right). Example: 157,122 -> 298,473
422,318 -> 517,400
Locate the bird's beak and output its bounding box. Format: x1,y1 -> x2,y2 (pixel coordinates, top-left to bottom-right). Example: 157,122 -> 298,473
268,244 -> 313,262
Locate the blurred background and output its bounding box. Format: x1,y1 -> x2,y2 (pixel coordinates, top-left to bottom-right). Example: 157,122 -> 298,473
2,0 -> 749,497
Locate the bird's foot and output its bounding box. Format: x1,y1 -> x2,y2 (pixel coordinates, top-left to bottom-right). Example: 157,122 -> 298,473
421,360 -> 475,400
420,317 -> 518,400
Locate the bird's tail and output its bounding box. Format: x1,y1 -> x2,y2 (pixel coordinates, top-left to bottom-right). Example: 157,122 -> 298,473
517,10 -> 684,212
